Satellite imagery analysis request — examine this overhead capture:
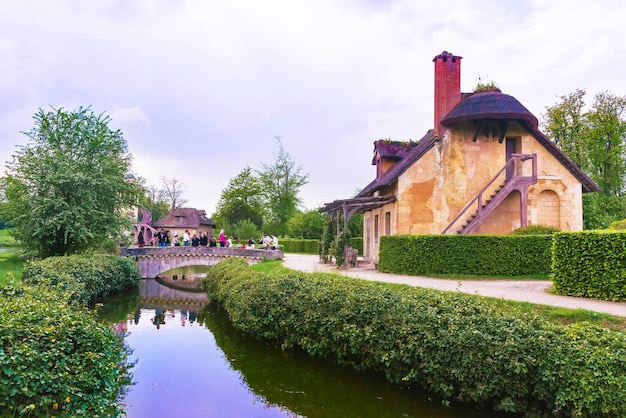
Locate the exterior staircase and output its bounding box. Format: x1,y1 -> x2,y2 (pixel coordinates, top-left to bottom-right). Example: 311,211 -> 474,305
442,154 -> 537,234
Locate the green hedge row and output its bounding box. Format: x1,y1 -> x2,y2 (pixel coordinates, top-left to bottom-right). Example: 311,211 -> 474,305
21,253 -> 141,305
552,231 -> 626,301
275,238 -> 362,255
278,238 -> 319,253
0,281 -> 133,417
378,234 -> 552,276
202,257 -> 626,416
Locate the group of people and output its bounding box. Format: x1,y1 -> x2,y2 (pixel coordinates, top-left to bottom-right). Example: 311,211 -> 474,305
137,228 -> 279,250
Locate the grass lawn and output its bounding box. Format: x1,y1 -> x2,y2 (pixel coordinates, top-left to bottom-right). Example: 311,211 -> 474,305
251,258 -> 626,332
0,228 -> 25,284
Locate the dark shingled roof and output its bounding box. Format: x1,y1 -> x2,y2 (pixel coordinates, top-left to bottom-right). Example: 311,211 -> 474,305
357,130 -> 437,197
371,140 -> 419,164
151,207 -> 217,229
441,91 -> 538,131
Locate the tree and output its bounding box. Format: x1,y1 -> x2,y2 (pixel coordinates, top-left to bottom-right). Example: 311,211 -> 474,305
160,176 -> 187,211
137,179 -> 170,221
288,209 -> 325,239
213,166 -> 265,229
0,106 -> 141,256
258,137 -> 308,236
542,90 -> 626,229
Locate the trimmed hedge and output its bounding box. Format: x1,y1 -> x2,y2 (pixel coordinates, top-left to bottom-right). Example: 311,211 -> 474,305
277,238 -> 319,253
552,231 -> 626,301
0,281 -> 133,417
202,257 -> 626,416
379,234 -> 552,276
21,254 -> 141,305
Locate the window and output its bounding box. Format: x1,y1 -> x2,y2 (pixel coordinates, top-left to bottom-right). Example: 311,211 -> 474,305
374,215 -> 379,244
384,212 -> 390,235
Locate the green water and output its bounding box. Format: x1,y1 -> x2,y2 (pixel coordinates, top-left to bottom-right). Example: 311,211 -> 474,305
100,280 -> 515,417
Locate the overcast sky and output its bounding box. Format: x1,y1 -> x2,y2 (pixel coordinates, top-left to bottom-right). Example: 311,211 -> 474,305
2,0 -> 625,215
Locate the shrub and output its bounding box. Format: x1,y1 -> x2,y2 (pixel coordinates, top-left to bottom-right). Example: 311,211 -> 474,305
510,225 -> 560,235
552,231 -> 626,301
607,218 -> 626,230
0,280 -> 133,417
202,258 -> 626,416
277,238 -> 319,253
379,234 -> 552,276
21,254 -> 140,305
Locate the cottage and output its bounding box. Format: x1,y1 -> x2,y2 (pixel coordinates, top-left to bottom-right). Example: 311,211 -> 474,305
151,207 -> 217,243
321,51 -> 599,266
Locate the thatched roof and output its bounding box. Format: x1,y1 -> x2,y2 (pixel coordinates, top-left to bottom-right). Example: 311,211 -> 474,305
441,91 -> 538,130
151,207 -> 216,229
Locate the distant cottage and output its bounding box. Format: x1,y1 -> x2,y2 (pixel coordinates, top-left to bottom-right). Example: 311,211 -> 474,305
321,51 -> 599,266
151,207 -> 217,239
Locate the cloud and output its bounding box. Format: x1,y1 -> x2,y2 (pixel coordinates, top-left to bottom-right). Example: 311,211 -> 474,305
1,0 -> 625,216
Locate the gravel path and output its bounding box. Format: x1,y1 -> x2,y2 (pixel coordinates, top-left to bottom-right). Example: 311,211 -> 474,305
282,253 -> 626,318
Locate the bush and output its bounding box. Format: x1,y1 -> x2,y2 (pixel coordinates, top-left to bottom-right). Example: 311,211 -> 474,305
202,258 -> 626,416
21,254 -> 140,305
0,280 -> 133,417
379,234 -> 552,276
510,225 -> 560,235
277,238 -> 319,254
552,231 -> 626,301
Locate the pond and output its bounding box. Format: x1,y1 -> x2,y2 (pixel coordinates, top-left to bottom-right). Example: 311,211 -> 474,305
100,279 -> 514,418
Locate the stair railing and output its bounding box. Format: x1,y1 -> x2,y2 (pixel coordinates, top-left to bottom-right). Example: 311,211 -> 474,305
441,154 -> 536,234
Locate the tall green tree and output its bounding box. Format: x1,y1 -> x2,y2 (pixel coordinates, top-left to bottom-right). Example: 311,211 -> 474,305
0,106 -> 141,256
258,137 -> 308,236
137,179 -> 170,221
542,90 -> 626,229
213,166 -> 265,229
288,208 -> 325,239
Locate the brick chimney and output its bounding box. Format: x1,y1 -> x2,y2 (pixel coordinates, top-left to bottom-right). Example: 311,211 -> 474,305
433,51 -> 462,136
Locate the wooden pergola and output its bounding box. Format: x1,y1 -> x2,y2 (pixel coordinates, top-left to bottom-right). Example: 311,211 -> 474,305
319,195 -> 396,236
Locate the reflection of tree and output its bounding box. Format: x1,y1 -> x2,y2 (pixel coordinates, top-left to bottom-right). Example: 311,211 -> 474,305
93,286 -> 141,323
198,305 -> 474,418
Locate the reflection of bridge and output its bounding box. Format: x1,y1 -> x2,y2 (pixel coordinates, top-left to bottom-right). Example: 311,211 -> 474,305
139,278 -> 208,307
122,246 -> 283,279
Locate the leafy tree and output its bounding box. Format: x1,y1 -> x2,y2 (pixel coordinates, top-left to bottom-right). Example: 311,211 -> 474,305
135,177 -> 170,221
542,90 -> 626,229
347,212 -> 364,238
288,209 -> 325,239
258,137 -> 308,236
232,219 -> 261,243
0,106 -> 141,256
160,176 -> 188,211
541,89 -> 589,169
213,166 -> 264,229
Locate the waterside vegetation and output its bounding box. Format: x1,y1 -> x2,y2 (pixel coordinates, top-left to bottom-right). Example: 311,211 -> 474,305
206,257 -> 626,417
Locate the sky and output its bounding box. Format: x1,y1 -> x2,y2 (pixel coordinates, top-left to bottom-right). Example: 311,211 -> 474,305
1,0 -> 625,216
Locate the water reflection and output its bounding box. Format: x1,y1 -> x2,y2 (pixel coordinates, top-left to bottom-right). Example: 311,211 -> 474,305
102,280 -> 513,418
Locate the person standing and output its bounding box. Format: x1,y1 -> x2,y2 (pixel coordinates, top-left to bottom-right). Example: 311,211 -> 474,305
271,234 -> 279,250
183,229 -> 191,246
262,234 -> 270,250
219,229 -> 226,248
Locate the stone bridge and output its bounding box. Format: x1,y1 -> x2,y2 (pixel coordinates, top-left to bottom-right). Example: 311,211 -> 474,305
122,246 -> 284,279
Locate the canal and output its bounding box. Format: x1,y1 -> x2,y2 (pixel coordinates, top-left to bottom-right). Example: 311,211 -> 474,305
99,278 -> 514,418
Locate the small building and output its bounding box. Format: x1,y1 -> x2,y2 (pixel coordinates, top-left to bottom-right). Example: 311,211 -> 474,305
321,51 -> 599,266
151,207 -> 217,240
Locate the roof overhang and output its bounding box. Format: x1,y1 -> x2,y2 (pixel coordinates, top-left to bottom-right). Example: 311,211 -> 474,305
319,195 -> 397,215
